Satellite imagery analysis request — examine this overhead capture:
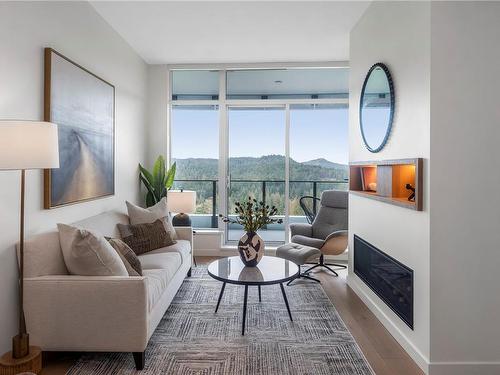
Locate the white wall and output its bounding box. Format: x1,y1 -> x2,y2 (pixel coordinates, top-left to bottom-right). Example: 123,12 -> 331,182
348,1 -> 431,372
146,65 -> 169,167
429,2 -> 500,374
0,1 -> 148,354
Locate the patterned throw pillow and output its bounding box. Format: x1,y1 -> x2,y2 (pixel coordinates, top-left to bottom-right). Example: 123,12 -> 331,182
117,219 -> 176,255
106,238 -> 143,276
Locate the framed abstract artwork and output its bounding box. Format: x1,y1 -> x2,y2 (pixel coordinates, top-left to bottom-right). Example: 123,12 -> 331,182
44,48 -> 115,208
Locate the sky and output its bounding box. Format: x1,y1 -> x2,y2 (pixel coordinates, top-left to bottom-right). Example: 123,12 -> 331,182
171,106 -> 349,165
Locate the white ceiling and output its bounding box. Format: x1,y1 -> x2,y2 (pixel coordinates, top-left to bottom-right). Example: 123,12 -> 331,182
90,1 -> 371,64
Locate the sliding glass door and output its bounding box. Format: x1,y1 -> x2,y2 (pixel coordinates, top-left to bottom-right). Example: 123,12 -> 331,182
168,66 -> 350,245
227,106 -> 286,243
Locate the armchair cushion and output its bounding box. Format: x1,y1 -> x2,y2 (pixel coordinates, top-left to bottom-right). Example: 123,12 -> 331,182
290,235 -> 325,249
289,223 -> 313,238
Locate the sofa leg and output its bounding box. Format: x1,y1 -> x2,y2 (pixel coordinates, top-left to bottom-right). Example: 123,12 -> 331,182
133,351 -> 145,370
187,267 -> 192,277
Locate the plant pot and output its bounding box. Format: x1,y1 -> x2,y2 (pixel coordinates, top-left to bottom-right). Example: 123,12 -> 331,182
238,232 -> 265,267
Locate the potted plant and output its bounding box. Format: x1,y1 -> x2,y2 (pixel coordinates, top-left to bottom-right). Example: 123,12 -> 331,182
219,197 -> 283,267
139,155 -> 176,207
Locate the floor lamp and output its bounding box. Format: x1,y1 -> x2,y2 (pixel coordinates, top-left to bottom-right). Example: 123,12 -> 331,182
0,121 -> 59,374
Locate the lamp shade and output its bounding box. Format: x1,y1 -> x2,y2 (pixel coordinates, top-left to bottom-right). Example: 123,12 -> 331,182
168,190 -> 196,214
0,121 -> 59,170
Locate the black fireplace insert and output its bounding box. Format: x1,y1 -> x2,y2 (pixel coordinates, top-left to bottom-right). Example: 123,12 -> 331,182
354,235 -> 414,329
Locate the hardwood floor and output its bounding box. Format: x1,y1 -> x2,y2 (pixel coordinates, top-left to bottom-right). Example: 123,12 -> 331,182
41,256 -> 423,375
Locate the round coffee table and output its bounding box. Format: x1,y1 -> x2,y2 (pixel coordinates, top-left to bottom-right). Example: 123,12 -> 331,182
207,256 -> 299,335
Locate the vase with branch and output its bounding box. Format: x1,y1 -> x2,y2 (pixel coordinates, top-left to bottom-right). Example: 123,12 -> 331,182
219,196 -> 283,266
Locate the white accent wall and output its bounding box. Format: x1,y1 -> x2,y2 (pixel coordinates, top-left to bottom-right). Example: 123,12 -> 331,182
0,2 -> 148,354
429,2 -> 500,374
349,1 -> 500,374
348,1 -> 431,372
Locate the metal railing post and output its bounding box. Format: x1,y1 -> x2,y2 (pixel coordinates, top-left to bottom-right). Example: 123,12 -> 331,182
262,180 -> 266,205
211,180 -> 217,228
262,180 -> 267,229
313,181 -> 318,216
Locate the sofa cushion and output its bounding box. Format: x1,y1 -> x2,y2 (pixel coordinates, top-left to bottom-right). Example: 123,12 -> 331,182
143,269 -> 168,312
141,253 -> 182,312
57,224 -> 128,276
126,198 -> 177,240
139,252 -> 181,275
118,219 -> 176,255
146,240 -> 191,263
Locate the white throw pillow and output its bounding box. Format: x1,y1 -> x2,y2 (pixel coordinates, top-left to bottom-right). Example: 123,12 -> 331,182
125,198 -> 177,239
57,223 -> 128,276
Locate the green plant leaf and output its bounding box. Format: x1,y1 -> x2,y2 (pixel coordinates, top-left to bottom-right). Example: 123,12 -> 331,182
146,191 -> 156,207
165,162 -> 176,190
139,175 -> 155,195
139,163 -> 154,183
152,156 -> 166,201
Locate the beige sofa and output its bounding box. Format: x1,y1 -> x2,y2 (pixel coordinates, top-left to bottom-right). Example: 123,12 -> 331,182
20,210 -> 193,370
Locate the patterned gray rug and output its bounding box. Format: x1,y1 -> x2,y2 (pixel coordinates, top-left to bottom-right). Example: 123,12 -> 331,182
68,267 -> 374,375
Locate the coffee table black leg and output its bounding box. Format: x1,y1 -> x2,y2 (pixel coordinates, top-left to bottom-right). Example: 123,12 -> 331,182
258,285 -> 262,302
280,283 -> 293,321
242,285 -> 249,335
215,282 -> 226,313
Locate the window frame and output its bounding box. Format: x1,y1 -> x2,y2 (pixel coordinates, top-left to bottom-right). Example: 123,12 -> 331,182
167,62 -> 349,244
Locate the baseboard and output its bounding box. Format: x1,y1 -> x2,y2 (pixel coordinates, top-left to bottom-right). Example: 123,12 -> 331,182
347,274 -> 430,374
429,362 -> 500,375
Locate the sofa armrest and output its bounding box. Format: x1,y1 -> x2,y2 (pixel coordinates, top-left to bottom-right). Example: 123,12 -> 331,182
289,223 -> 313,238
24,275 -> 149,352
174,226 -> 193,244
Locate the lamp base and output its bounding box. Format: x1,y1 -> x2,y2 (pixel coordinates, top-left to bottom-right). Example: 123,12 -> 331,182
0,346 -> 42,375
172,213 -> 191,227
13,333 -> 29,359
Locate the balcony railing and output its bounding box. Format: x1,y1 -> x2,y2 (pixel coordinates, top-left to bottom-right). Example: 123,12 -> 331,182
173,179 -> 348,229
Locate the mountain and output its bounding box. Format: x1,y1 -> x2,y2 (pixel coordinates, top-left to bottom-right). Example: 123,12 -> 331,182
172,155 -> 348,215
173,155 -> 348,181
302,158 -> 348,171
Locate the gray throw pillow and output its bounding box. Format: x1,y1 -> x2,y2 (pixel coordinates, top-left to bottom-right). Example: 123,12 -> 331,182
57,223 -> 128,276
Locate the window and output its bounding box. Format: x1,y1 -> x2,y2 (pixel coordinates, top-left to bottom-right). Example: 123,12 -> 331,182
169,66 -> 349,243
289,104 -> 349,219
171,105 -> 219,229
172,70 -> 219,100
226,68 -> 348,100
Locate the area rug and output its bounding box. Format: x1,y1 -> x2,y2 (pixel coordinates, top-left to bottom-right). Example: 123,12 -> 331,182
68,267 -> 374,375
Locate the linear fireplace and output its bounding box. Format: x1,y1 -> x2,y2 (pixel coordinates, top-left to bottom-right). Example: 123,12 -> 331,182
354,235 -> 414,329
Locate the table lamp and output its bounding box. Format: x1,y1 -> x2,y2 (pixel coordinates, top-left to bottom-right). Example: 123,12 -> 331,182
168,190 -> 196,226
0,121 -> 59,372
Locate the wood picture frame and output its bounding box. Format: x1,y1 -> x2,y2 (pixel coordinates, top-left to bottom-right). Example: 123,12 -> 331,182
44,48 -> 115,209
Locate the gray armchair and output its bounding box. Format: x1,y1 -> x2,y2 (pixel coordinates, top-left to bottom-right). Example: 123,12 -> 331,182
290,190 -> 348,277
